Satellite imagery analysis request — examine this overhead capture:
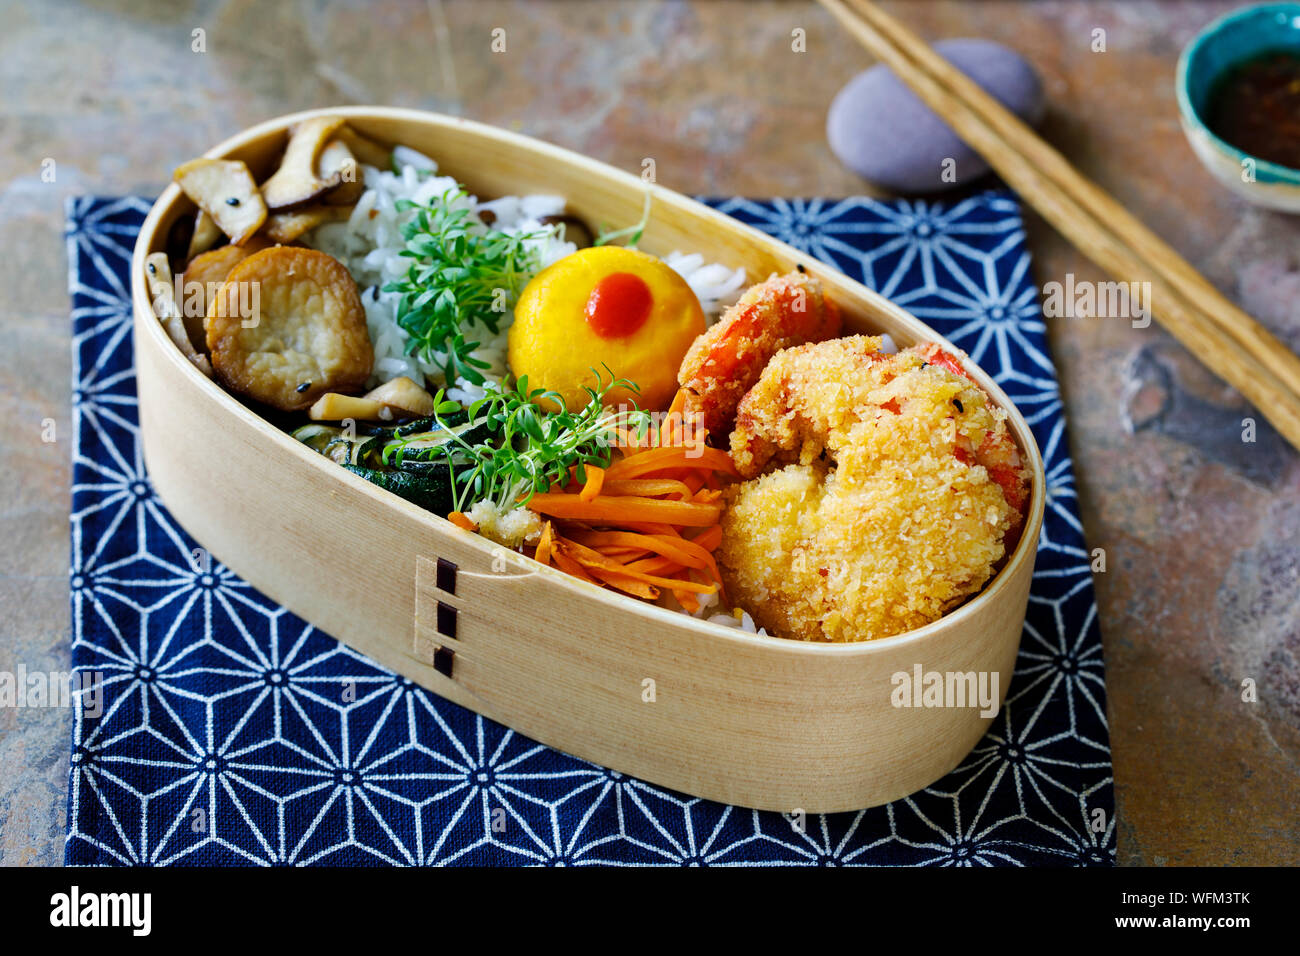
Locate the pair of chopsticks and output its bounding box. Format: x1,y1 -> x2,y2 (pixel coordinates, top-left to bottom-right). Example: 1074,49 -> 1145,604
817,0 -> 1300,451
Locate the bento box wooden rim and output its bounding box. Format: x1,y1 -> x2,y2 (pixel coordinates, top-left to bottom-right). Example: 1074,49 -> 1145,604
130,104 -> 1046,658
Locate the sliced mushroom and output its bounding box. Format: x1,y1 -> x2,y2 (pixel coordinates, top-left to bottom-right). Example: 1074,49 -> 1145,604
186,209 -> 224,260
172,158 -> 268,245
363,376 -> 436,416
308,377 -> 436,422
259,116 -> 347,210
319,139 -> 364,206
164,212 -> 194,270
145,253 -> 213,377
262,203 -> 353,244
336,125 -> 393,169
308,392 -> 386,422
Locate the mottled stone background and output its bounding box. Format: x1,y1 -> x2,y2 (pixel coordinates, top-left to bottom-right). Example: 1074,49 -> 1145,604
1,0 -> 1296,866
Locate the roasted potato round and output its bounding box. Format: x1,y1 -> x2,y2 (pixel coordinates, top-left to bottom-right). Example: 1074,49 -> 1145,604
205,247 -> 373,411
179,237 -> 271,350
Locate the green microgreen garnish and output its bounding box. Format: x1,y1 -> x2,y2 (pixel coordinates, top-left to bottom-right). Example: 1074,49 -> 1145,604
383,187 -> 554,386
381,367 -> 653,514
594,189 -> 653,249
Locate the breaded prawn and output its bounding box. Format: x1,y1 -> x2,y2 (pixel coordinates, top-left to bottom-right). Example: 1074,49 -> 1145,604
719,336 -> 1030,642
677,270 -> 840,439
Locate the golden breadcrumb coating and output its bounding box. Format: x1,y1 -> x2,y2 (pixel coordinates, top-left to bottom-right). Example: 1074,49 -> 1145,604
719,336 -> 1029,642
677,271 -> 840,439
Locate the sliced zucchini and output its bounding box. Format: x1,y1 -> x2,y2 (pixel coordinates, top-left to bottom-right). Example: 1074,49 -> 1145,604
387,417 -> 494,461
342,464 -> 457,516
293,410 -> 499,518
291,423 -> 380,465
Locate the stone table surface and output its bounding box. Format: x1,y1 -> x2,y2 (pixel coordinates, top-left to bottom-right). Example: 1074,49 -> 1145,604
1,0 -> 1296,867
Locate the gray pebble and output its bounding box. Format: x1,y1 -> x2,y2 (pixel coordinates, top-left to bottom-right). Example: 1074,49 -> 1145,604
827,38 -> 1046,193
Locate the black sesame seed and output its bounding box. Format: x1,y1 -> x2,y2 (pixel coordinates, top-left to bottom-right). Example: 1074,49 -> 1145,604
296,382 -> 311,393
226,196 -> 241,206
952,398 -> 964,413
796,263 -> 807,273
147,262 -> 157,275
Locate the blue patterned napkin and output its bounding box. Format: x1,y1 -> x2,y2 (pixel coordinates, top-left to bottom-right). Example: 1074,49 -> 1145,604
65,192 -> 1114,866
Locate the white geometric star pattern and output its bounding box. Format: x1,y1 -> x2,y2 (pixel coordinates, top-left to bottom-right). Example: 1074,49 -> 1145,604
64,193 -> 1114,866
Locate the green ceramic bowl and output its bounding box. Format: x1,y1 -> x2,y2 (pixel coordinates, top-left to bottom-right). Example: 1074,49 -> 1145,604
1177,2 -> 1300,211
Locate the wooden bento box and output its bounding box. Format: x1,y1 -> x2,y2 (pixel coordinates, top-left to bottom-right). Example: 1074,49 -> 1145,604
131,107 -> 1045,813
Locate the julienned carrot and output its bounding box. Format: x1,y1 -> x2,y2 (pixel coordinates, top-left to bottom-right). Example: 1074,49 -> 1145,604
551,548 -> 598,584
527,493 -> 721,527
572,552 -> 716,595
566,530 -> 706,569
680,525 -> 726,599
579,464 -> 605,502
644,535 -> 710,568
527,410 -> 734,605
556,538 -> 716,595
589,567 -> 659,599
621,521 -> 680,536
598,548 -> 651,563
556,537 -> 648,571
650,533 -> 716,568
603,445 -> 737,481
625,555 -> 684,576
688,524 -> 723,551
535,520 -> 555,566
554,538 -> 660,595
611,426 -> 654,453
596,543 -> 648,556
602,478 -> 694,499
665,387 -> 688,419
448,511 -> 476,531
699,554 -> 726,601
673,589 -> 701,613
660,388 -> 688,447
597,565 -> 716,594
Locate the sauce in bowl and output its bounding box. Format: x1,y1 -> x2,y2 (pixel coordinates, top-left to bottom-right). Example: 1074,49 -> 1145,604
1206,50 -> 1300,171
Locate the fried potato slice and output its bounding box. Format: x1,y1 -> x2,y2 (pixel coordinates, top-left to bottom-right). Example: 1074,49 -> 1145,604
261,203 -> 353,244
173,158 -> 267,245
179,237 -> 272,350
144,253 -> 213,377
260,116 -> 346,210
205,247 -> 373,411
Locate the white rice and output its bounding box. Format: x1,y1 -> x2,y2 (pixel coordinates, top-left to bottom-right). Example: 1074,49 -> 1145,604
657,587 -> 766,635
305,149 -> 747,406
662,251 -> 747,319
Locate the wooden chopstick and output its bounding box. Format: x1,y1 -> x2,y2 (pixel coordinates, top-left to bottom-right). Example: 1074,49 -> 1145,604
817,0 -> 1300,451
839,0 -> 1300,401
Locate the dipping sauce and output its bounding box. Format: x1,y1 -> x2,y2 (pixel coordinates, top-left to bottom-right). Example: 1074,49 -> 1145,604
1205,51 -> 1300,171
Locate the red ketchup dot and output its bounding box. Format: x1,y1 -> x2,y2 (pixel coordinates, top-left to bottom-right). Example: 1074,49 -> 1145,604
584,272 -> 653,338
